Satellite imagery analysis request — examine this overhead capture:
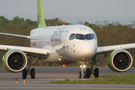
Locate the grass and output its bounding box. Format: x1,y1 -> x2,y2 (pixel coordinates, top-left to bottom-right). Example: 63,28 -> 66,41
49,74 -> 135,84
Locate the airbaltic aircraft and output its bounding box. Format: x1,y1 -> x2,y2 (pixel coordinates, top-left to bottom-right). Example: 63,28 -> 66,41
1,0 -> 135,79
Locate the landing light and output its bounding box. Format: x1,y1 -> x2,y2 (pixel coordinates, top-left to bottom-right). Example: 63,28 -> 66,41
58,58 -> 61,61
83,65 -> 86,68
80,65 -> 86,68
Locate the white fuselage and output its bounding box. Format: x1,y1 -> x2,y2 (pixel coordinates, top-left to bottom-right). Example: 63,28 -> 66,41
30,25 -> 98,64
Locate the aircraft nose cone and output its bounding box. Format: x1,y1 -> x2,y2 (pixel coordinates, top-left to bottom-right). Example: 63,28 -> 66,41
81,47 -> 93,57
75,43 -> 96,59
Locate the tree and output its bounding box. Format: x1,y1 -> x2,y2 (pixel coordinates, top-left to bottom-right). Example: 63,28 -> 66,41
0,16 -> 9,29
84,22 -> 89,26
12,16 -> 25,25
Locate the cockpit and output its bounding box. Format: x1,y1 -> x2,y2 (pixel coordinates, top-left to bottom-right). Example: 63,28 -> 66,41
69,33 -> 97,40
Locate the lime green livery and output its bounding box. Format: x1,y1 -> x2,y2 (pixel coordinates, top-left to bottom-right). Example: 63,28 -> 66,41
37,0 -> 47,28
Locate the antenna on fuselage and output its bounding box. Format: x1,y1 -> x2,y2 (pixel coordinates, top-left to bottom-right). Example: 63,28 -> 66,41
37,0 -> 47,28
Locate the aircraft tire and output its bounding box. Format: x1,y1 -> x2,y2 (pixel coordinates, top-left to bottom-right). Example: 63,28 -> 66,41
84,71 -> 86,78
79,71 -> 81,78
94,68 -> 99,78
31,68 -> 35,79
22,68 -> 27,79
86,68 -> 91,78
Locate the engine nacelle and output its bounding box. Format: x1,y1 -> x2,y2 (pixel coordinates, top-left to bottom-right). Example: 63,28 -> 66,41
2,49 -> 28,73
108,48 -> 133,72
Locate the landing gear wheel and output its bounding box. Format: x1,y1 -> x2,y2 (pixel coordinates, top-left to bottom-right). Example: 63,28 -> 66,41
84,71 -> 86,78
94,68 -> 99,78
79,71 -> 81,78
31,68 -> 35,79
86,68 -> 91,78
22,68 -> 27,79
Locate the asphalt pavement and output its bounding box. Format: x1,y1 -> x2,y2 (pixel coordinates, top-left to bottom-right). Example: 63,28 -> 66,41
0,67 -> 135,90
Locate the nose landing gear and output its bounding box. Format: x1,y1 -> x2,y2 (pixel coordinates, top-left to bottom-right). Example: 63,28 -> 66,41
79,61 -> 88,78
79,56 -> 100,79
79,61 -> 86,78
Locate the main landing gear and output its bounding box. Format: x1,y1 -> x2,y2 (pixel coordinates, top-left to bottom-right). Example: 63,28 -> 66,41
22,56 -> 38,79
79,66 -> 99,78
79,56 -> 101,79
22,67 -> 35,79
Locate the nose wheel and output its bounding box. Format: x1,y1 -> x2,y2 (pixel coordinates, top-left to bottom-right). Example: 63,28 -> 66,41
79,71 -> 81,78
79,56 -> 100,79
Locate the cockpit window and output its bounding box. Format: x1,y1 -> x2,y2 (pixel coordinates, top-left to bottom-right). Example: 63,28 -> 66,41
76,34 -> 85,40
86,34 -> 94,40
69,34 -> 75,40
69,33 -> 96,40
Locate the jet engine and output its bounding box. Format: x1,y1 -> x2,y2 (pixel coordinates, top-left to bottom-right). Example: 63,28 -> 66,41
108,48 -> 133,72
2,49 -> 28,72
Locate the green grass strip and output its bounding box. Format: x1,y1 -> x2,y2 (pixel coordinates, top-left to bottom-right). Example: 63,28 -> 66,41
49,74 -> 135,84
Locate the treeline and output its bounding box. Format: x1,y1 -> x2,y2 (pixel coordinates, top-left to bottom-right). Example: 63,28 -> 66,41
0,16 -> 135,66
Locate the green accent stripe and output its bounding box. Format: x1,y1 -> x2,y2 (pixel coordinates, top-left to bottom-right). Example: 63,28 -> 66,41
37,0 -> 47,28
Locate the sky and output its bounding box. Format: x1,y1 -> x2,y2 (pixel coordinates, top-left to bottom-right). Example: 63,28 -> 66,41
0,0 -> 135,25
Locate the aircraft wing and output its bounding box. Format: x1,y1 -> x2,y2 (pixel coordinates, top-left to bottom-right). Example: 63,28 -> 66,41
0,32 -> 31,38
0,45 -> 51,58
97,43 -> 135,54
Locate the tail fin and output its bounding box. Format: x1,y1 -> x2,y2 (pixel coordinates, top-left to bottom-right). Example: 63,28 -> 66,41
37,0 -> 47,28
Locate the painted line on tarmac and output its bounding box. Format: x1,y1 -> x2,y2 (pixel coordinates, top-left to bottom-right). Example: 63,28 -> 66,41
0,87 -> 135,90
0,77 -> 10,79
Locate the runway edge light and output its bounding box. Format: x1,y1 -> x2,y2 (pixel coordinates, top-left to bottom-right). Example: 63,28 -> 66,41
23,78 -> 25,84
15,79 -> 18,84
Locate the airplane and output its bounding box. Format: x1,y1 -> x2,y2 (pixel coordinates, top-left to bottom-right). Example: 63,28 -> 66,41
0,0 -> 134,79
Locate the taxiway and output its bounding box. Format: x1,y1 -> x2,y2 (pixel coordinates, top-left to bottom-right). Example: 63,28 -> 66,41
0,67 -> 135,90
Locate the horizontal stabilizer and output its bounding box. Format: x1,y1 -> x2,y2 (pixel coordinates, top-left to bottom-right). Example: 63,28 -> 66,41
0,32 -> 31,38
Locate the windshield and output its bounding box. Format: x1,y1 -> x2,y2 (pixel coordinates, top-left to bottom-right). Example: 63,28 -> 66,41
69,33 -> 96,40
86,34 -> 95,40
76,34 -> 85,40
69,34 -> 75,40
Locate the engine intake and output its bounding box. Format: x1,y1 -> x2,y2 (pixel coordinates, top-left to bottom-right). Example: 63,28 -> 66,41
2,49 -> 28,72
108,49 -> 133,72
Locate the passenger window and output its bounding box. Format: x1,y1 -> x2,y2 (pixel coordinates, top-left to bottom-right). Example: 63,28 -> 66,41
69,34 -> 75,40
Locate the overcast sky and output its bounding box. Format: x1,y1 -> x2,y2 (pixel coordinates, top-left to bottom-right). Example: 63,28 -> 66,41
0,0 -> 135,24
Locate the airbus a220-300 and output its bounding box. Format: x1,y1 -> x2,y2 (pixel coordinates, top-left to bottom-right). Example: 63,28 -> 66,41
0,0 -> 134,79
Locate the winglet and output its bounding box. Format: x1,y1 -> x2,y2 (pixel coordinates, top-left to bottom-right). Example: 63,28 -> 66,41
37,0 -> 47,28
